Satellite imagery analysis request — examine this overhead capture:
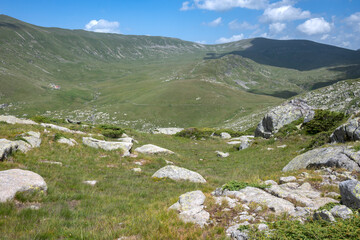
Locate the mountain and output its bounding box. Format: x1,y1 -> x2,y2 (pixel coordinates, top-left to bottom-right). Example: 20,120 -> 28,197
0,15 -> 359,129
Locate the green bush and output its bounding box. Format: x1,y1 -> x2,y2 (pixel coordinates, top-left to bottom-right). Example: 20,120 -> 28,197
304,131 -> 331,150
318,202 -> 340,211
222,181 -> 269,191
98,124 -> 122,131
101,129 -> 124,138
54,133 -> 65,141
303,110 -> 346,135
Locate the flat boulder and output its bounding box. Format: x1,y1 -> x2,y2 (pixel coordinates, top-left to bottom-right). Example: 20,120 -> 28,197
0,115 -> 37,125
16,131 -> 41,152
82,137 -> 132,156
339,180 -> 360,209
0,169 -> 47,202
135,144 -> 174,155
169,190 -> 209,227
58,137 -> 77,146
255,99 -> 313,138
41,123 -> 85,135
152,165 -> 206,183
283,146 -> 360,172
152,128 -> 184,135
330,117 -> 360,143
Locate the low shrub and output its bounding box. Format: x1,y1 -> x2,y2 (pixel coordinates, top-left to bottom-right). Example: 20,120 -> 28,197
303,110 -> 346,135
304,131 -> 331,150
30,115 -> 65,124
97,124 -> 124,138
175,127 -> 215,139
222,181 -> 269,191
53,133 -> 65,141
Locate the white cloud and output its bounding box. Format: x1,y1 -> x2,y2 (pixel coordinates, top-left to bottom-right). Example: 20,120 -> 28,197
206,17 -> 222,27
229,20 -> 258,30
269,22 -> 286,33
297,17 -> 332,35
261,5 -> 310,22
181,0 -> 268,11
216,34 -> 244,43
321,34 -> 329,40
85,19 -> 120,33
345,12 -> 360,32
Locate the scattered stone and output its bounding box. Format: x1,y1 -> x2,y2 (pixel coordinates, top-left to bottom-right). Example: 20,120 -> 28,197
313,210 -> 336,222
227,141 -> 242,145
169,190 -> 209,227
239,215 -> 255,222
216,151 -> 229,158
220,132 -> 231,139
82,137 -> 132,156
214,196 -> 238,208
264,180 -> 277,186
134,160 -> 146,166
152,165 -> 206,183
83,180 -> 97,186
134,144 -> 174,155
0,169 -> 47,203
41,123 -> 85,134
65,118 -> 81,124
326,192 -> 340,198
267,148 -> 274,151
165,160 -> 174,165
258,223 -> 269,231
255,99 -> 313,138
330,117 -> 360,143
339,180 -> 360,209
132,168 -> 142,173
57,137 -> 77,146
39,160 -> 63,166
152,128 -> 184,135
0,139 -> 19,161
330,205 -> 353,219
129,153 -> 138,158
283,146 -> 360,172
0,115 -> 37,125
279,176 -> 297,183
277,144 -> 287,148
230,230 -> 249,240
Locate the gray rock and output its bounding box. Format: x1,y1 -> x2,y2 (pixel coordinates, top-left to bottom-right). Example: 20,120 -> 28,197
83,180 -> 97,186
0,131 -> 41,160
220,132 -> 231,139
0,139 -> 18,161
152,128 -> 184,135
214,196 -> 238,208
82,137 -> 132,156
330,117 -> 360,143
339,180 -> 360,209
255,99 -> 313,138
65,118 -> 81,124
258,223 -> 269,231
283,146 -> 360,172
0,169 -> 47,202
57,137 -> 77,146
330,205 -> 353,219
264,180 -> 278,186
41,123 -> 85,135
279,176 -> 297,183
152,165 -> 206,183
216,151 -> 229,158
231,230 -> 249,240
313,210 -> 336,222
0,115 -> 37,125
132,168 -> 142,173
169,190 -> 209,227
134,144 -> 174,155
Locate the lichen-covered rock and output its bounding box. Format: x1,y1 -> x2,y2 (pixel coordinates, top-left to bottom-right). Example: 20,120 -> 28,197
0,169 -> 47,202
134,144 -> 174,155
330,117 -> 360,143
313,210 -> 336,222
152,165 -> 206,183
339,180 -> 360,209
330,205 -> 353,219
82,137 -> 132,156
169,190 -> 209,227
16,131 -> 41,152
283,146 -> 360,172
255,99 -> 313,138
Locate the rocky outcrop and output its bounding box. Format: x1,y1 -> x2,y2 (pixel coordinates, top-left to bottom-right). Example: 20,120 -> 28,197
255,99 -> 313,138
330,205 -> 353,219
0,115 -> 37,125
330,117 -> 360,143
152,165 -> 206,183
57,137 -> 77,146
169,190 -> 209,227
339,180 -> 360,209
0,131 -> 41,160
313,210 -> 336,222
228,136 -> 254,150
0,139 -> 19,160
41,123 -> 85,134
82,137 -> 132,156
283,146 -> 360,172
0,169 -> 47,202
134,144 -> 174,155
152,128 -> 184,135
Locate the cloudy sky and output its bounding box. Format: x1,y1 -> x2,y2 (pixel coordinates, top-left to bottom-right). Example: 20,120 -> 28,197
2,0 -> 360,49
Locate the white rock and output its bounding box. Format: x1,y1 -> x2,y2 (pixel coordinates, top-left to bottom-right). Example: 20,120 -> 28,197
82,137 -> 132,156
83,180 -> 97,186
132,168 -> 142,173
152,165 -> 206,183
58,137 -> 77,146
220,132 -> 231,139
279,176 -> 297,184
0,169 -> 47,202
41,123 -> 85,135
153,128 -> 184,135
0,115 -> 37,125
216,151 -> 229,158
135,144 -> 174,155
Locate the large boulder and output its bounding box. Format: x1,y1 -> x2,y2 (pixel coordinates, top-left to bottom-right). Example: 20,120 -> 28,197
169,190 -> 209,227
82,137 -> 132,156
283,146 -> 360,172
339,180 -> 360,209
134,144 -> 174,155
0,169 -> 47,202
330,117 -> 360,143
57,137 -> 77,146
255,99 -> 313,138
0,139 -> 19,161
0,115 -> 37,125
152,128 -> 184,135
152,165 -> 206,183
0,131 -> 41,160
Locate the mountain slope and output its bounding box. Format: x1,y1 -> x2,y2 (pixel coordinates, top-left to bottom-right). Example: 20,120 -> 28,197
0,15 -> 359,129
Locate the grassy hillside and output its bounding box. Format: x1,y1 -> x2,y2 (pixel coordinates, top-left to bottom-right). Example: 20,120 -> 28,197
0,15 -> 359,129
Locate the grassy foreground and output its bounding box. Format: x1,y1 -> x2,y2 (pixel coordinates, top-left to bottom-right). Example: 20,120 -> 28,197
0,121 -> 359,239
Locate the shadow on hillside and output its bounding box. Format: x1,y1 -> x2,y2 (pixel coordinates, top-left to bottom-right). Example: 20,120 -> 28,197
205,38 -> 360,71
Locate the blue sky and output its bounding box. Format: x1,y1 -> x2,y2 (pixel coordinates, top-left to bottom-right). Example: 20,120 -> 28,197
1,0 -> 360,49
